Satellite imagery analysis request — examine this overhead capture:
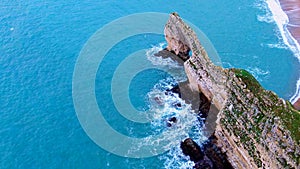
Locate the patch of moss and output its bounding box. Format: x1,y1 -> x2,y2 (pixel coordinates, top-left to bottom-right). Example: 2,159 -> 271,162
230,68 -> 300,142
254,113 -> 265,124
273,101 -> 300,142
233,109 -> 243,117
231,68 -> 262,94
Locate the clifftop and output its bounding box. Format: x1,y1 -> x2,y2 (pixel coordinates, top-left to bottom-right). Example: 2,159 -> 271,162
164,13 -> 300,169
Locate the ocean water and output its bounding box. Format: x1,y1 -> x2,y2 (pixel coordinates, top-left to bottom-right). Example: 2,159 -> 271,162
1,0 -> 299,169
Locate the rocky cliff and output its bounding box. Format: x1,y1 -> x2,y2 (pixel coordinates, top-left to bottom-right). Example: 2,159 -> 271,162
164,13 -> 300,169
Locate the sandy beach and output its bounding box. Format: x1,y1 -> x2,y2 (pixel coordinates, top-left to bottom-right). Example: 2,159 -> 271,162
278,0 -> 300,43
277,0 -> 300,109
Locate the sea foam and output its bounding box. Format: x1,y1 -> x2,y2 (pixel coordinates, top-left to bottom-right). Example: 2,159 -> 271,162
143,45 -> 207,168
256,0 -> 300,103
146,43 -> 187,82
145,78 -> 206,169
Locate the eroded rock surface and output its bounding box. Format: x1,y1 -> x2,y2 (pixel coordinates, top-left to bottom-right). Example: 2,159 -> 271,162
181,138 -> 205,162
165,13 -> 300,169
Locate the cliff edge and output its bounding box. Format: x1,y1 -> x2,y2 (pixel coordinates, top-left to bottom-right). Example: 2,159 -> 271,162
164,13 -> 300,169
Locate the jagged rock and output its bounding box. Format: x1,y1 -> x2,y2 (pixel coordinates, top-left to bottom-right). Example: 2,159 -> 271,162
202,135 -> 233,169
155,48 -> 186,64
194,156 -> 213,169
181,138 -> 204,162
180,138 -> 224,169
166,84 -> 181,97
166,117 -> 177,127
164,13 -> 300,169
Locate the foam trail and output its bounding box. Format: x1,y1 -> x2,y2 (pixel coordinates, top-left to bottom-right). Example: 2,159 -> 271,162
146,43 -> 181,68
145,78 -> 207,169
265,0 -> 300,58
246,67 -> 270,82
291,79 -> 300,103
146,43 -> 187,82
258,0 -> 300,103
143,47 -> 208,168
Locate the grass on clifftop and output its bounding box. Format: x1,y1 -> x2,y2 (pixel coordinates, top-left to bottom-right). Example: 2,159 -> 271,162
276,101 -> 300,143
231,68 -> 300,143
232,68 -> 262,94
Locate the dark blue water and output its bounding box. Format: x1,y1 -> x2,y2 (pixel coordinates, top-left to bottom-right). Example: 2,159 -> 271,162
1,0 -> 299,168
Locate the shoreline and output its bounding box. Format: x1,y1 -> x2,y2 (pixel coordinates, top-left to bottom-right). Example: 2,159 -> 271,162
265,0 -> 300,105
277,0 -> 300,43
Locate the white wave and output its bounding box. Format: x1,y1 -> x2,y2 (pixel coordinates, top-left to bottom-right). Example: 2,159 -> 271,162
266,43 -> 288,49
146,43 -> 187,82
140,78 -> 207,168
160,145 -> 195,169
265,0 -> 300,55
260,41 -> 289,49
246,67 -> 270,82
257,11 -> 274,23
290,79 -> 300,103
257,15 -> 273,23
255,1 -> 274,23
256,0 -> 300,103
146,43 -> 181,68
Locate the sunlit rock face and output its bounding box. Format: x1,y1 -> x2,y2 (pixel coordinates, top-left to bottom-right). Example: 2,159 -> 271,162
165,13 -> 300,169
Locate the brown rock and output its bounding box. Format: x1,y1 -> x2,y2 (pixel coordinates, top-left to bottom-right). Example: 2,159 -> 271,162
293,98 -> 300,110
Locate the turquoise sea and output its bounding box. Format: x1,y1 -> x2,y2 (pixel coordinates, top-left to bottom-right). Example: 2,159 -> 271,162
1,0 -> 299,168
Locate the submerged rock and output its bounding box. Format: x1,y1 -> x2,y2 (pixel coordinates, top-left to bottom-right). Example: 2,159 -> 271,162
164,13 -> 300,169
180,137 -> 232,169
166,117 -> 177,127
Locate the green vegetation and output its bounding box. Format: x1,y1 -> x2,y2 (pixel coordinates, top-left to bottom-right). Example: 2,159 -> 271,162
232,68 -> 262,94
273,101 -> 300,143
226,68 -> 300,165
231,68 -> 300,143
222,109 -> 262,167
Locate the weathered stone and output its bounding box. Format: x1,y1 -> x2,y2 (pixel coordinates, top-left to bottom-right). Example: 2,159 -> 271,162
181,138 -> 204,162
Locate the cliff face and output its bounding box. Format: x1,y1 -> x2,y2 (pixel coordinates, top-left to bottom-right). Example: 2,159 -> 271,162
164,13 -> 300,169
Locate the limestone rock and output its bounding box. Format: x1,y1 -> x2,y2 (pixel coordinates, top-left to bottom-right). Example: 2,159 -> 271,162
164,13 -> 300,169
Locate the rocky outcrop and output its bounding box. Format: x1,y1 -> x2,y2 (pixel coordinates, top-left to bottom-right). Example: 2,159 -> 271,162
181,137 -> 233,169
164,13 -> 300,169
181,138 -> 205,162
181,138 -> 214,169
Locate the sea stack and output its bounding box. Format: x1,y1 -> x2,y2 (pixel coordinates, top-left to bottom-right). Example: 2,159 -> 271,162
164,13 -> 300,169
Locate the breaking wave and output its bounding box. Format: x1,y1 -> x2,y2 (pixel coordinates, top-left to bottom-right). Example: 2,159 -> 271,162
143,45 -> 207,168
247,67 -> 270,82
146,43 -> 187,82
256,0 -> 300,103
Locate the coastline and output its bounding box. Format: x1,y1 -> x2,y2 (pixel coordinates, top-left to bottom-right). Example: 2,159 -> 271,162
277,0 -> 300,43
265,0 -> 300,105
